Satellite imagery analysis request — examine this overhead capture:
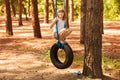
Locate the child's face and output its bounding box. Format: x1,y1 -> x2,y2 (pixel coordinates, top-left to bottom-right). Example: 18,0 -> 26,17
58,12 -> 64,19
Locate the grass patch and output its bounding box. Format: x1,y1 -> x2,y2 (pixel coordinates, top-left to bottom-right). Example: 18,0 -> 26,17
102,55 -> 120,71
73,54 -> 84,67
8,41 -> 119,71
40,49 -> 51,62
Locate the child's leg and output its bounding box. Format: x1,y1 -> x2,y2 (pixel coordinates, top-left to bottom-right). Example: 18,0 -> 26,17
59,28 -> 72,42
61,28 -> 72,40
59,29 -> 66,42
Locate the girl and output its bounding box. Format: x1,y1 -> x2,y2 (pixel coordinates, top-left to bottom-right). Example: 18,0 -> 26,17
50,9 -> 72,43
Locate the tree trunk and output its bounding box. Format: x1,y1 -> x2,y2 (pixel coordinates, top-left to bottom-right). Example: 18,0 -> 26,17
4,0 -> 13,35
51,0 -> 55,18
80,0 -> 86,44
70,0 -> 74,22
31,0 -> 41,38
18,0 -> 23,26
64,0 -> 69,28
28,0 -> 31,17
11,4 -> 16,17
83,0 -> 103,78
100,0 -> 104,34
44,0 -> 49,23
22,4 -> 28,20
11,0 -> 16,17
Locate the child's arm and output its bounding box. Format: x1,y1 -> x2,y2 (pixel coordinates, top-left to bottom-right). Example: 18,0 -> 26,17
50,18 -> 57,29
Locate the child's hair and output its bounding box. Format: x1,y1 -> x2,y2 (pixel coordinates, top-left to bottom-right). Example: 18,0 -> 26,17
57,9 -> 66,20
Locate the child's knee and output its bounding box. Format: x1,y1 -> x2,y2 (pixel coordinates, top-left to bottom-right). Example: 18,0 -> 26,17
67,28 -> 72,32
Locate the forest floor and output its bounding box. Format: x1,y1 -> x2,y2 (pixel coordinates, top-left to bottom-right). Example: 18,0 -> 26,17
0,17 -> 120,80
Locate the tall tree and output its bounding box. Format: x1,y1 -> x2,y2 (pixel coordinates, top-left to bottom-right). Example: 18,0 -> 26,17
11,0 -> 16,17
51,0 -> 55,18
22,4 -> 28,20
80,0 -> 86,44
18,0 -> 23,26
70,0 -> 74,22
28,0 -> 31,17
83,0 -> 103,78
64,0 -> 69,28
44,0 -> 49,23
4,0 -> 13,35
31,0 -> 41,38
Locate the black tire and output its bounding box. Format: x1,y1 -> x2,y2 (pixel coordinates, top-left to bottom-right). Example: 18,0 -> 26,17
50,42 -> 74,69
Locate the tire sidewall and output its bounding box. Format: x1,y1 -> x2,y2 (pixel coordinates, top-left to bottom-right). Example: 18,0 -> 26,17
50,43 -> 73,69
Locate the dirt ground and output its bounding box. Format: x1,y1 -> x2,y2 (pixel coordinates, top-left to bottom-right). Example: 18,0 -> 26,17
0,17 -> 120,80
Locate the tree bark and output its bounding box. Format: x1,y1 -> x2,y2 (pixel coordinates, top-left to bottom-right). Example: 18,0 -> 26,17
80,0 -> 86,44
44,0 -> 49,23
28,0 -> 31,17
4,0 -> 13,35
70,0 -> 74,22
31,0 -> 41,38
22,4 -> 28,20
18,0 -> 23,26
83,0 -> 103,78
100,0 -> 104,34
51,0 -> 55,18
64,0 -> 69,28
11,3 -> 16,17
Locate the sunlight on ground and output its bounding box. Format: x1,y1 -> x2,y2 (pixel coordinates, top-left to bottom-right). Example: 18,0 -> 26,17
104,29 -> 120,35
0,52 -> 49,69
0,30 -> 5,32
0,23 -> 5,26
14,33 -> 33,37
41,23 -> 50,27
0,20 -> 120,80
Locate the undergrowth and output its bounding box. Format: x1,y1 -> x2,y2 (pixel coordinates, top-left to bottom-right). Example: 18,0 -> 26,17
42,48 -> 120,73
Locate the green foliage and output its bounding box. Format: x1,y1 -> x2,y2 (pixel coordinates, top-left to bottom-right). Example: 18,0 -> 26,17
55,0 -> 64,9
1,0 -> 120,20
0,0 -> 3,15
37,0 -> 45,18
104,0 -> 120,20
73,0 -> 80,19
73,53 -> 120,71
0,0 -> 3,5
41,49 -> 50,61
23,0 -> 28,8
38,0 -> 44,12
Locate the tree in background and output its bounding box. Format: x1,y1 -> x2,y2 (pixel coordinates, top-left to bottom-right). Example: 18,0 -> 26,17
11,0 -> 16,17
4,0 -> 13,35
64,0 -> 69,28
51,0 -> 55,18
18,0 -> 23,26
44,0 -> 49,23
83,0 -> 103,78
31,0 -> 41,38
22,4 -> 28,20
28,0 -> 31,17
70,0 -> 74,22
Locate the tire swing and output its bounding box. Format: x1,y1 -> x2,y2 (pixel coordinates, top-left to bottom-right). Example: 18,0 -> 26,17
50,41 -> 74,69
50,0 -> 74,69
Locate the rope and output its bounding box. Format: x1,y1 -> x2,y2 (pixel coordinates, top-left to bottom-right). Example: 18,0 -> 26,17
55,0 -> 66,49
55,0 -> 61,48
55,0 -> 58,17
